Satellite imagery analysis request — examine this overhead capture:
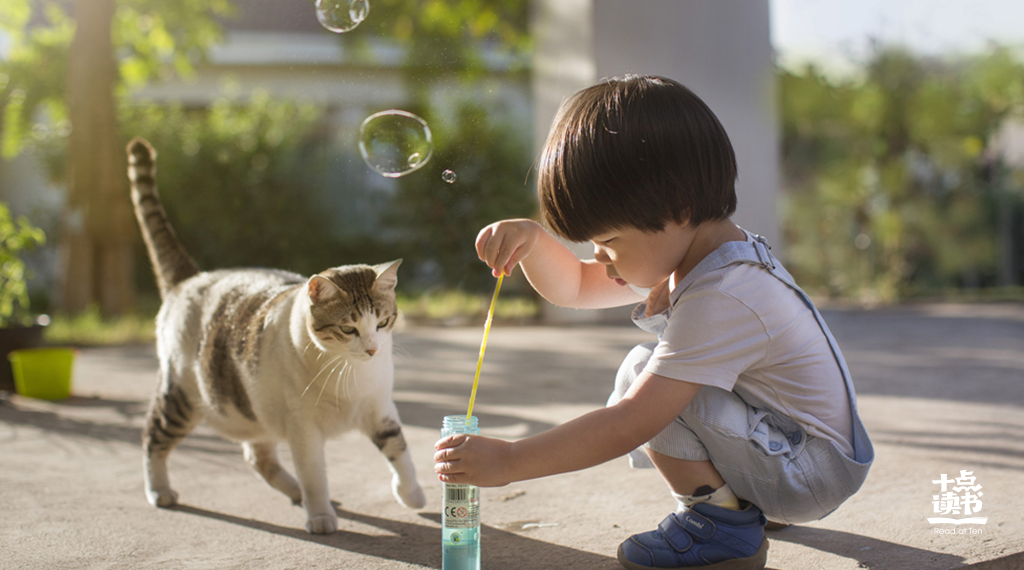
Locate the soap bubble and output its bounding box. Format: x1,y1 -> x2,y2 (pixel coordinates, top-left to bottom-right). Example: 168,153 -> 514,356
316,0 -> 369,33
359,110 -> 433,178
442,170 -> 457,184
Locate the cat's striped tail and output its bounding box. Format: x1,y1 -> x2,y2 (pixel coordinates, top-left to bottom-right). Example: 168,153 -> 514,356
126,137 -> 200,297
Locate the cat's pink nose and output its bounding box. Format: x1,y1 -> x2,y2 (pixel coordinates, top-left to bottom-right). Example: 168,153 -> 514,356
366,348 -> 377,356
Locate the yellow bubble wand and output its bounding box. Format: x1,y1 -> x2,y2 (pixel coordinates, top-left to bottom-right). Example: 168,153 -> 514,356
465,273 -> 504,423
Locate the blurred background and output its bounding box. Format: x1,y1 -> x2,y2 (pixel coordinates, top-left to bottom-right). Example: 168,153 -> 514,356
0,0 -> 1022,344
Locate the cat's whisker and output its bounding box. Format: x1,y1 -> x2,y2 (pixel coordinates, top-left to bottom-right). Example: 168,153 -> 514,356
332,359 -> 353,408
303,354 -> 344,398
314,363 -> 334,408
344,361 -> 361,398
302,340 -> 320,359
314,354 -> 345,381
392,343 -> 413,363
336,361 -> 351,401
333,366 -> 342,410
317,357 -> 348,407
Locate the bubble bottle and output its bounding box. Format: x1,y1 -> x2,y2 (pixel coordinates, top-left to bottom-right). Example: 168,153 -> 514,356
441,415 -> 481,570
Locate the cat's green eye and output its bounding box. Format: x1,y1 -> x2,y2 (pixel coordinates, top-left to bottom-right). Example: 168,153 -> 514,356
339,326 -> 357,335
377,317 -> 391,330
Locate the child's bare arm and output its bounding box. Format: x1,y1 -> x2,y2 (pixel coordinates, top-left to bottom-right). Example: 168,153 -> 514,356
476,219 -> 642,309
433,371 -> 701,486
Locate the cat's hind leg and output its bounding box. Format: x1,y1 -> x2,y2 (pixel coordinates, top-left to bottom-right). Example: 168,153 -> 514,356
143,382 -> 203,508
365,405 -> 426,509
243,441 -> 302,505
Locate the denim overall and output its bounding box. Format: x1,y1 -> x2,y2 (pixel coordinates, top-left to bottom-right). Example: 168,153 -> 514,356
610,231 -> 874,523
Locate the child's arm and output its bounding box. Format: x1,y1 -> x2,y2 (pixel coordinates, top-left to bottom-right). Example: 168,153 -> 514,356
477,219 -> 642,309
433,371 -> 702,487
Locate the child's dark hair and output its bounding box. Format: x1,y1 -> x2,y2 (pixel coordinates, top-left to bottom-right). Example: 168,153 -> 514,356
538,75 -> 737,242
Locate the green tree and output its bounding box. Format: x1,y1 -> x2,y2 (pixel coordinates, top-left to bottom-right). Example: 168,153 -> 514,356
361,0 -> 532,74
780,46 -> 1024,302
0,0 -> 231,316
119,94 -> 361,281
385,101 -> 534,290
358,0 -> 536,291
0,201 -> 46,326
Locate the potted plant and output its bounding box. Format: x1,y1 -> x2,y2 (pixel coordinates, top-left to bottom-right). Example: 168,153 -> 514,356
0,200 -> 47,393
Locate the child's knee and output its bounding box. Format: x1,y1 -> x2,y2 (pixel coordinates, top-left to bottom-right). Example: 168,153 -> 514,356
608,342 -> 657,405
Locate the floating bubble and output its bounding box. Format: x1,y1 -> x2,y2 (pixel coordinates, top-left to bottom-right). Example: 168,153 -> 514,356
349,0 -> 369,22
442,170 -> 457,184
55,120 -> 73,138
316,0 -> 369,33
31,123 -> 49,141
359,110 -> 433,178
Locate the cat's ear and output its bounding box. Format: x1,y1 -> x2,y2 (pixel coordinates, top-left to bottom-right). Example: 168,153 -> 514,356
307,275 -> 347,305
372,259 -> 402,291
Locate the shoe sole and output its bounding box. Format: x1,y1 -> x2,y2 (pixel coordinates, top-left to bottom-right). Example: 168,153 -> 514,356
617,536 -> 769,570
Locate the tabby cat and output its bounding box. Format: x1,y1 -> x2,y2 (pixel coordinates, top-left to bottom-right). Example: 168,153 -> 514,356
126,137 -> 425,534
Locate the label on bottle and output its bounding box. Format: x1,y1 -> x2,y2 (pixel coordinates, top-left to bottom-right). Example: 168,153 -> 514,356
443,484 -> 479,529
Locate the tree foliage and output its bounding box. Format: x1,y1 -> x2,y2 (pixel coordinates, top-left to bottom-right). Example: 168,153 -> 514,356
119,92 -> 352,283
0,201 -> 45,326
781,46 -> 1024,302
0,0 -> 232,160
1,0 -> 537,303
361,0 -> 531,74
385,100 -> 534,291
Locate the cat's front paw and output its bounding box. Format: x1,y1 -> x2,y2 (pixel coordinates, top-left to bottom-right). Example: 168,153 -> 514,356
393,477 -> 426,510
305,512 -> 338,534
146,487 -> 179,508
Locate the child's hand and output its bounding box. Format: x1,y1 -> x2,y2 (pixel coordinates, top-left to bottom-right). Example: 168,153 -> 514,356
434,434 -> 514,487
476,219 -> 542,278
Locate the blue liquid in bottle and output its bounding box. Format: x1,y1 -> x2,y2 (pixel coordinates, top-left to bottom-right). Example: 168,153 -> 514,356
441,415 -> 480,570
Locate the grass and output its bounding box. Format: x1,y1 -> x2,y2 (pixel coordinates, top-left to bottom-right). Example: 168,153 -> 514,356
33,284 -> 1023,346
43,306 -> 157,346
397,290 -> 539,323
926,286 -> 1024,303
39,290 -> 541,346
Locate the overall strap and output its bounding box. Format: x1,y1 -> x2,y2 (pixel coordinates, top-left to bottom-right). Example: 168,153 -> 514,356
668,230 -> 873,464
668,233 -> 774,307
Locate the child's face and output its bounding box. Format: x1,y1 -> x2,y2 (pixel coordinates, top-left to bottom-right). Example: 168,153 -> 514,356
589,222 -> 695,289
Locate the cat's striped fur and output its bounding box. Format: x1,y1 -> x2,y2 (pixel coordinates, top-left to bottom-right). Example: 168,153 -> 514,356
127,137 -> 425,534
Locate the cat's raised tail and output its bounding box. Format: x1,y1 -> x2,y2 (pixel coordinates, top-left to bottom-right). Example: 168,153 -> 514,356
126,137 -> 200,297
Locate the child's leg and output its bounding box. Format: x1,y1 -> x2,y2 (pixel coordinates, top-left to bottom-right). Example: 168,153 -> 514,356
621,446 -> 767,569
644,450 -> 742,511
612,344 -> 767,569
644,451 -> 724,495
609,343 -> 657,468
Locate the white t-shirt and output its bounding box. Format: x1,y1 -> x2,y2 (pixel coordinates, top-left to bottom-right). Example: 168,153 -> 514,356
643,257 -> 856,458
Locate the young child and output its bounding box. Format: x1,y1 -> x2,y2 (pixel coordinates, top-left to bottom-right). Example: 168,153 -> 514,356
433,75 -> 874,570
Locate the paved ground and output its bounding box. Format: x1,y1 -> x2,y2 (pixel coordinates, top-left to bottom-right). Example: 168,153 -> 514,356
2,304 -> 1024,569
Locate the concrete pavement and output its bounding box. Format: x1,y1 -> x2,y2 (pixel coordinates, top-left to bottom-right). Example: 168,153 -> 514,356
2,304 -> 1023,569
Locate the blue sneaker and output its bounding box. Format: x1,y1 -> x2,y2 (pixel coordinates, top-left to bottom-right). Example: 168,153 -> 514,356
617,502 -> 768,569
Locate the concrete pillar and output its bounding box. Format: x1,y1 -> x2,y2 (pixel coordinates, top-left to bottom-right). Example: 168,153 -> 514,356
532,0 -> 778,323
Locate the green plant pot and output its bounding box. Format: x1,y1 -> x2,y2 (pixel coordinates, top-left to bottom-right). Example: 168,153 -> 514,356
0,324 -> 46,392
8,347 -> 76,400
